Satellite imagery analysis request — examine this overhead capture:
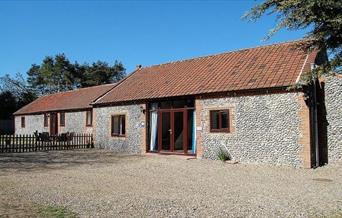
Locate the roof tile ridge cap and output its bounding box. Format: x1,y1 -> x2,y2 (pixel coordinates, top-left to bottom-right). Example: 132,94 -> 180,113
90,82 -> 121,105
14,84 -> 117,115
140,38 -> 311,70
37,83 -> 116,99
61,83 -> 115,93
92,68 -> 141,105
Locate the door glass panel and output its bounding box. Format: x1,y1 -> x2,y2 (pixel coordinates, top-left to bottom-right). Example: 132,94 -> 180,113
161,112 -> 171,150
187,110 -> 194,153
174,112 -> 184,152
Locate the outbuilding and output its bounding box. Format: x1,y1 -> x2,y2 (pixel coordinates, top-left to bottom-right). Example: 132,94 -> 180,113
14,40 -> 342,168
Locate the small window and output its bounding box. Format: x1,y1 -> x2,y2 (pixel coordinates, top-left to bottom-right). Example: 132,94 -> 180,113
21,116 -> 25,128
111,115 -> 126,137
210,110 -> 230,132
86,110 -> 93,126
60,112 -> 65,126
44,114 -> 48,127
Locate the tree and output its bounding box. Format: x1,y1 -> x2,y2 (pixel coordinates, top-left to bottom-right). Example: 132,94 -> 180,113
80,61 -> 126,87
244,0 -> 342,78
0,74 -> 37,119
0,91 -> 17,120
27,54 -> 76,95
27,54 -> 126,95
0,73 -> 36,100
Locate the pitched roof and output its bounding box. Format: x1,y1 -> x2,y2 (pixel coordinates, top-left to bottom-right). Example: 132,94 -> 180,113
95,40 -> 318,105
14,84 -> 116,115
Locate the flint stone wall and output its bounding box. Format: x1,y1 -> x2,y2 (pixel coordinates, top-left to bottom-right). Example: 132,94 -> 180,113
197,92 -> 304,167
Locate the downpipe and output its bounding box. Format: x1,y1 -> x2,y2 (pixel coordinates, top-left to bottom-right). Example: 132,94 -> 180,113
311,63 -> 320,167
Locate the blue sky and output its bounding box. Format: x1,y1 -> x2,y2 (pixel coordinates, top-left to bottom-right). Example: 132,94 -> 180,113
0,0 -> 307,78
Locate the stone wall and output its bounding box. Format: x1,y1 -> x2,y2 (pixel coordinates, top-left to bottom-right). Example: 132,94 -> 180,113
93,104 -> 145,154
15,111 -> 92,135
59,111 -> 92,134
196,92 -> 305,167
324,75 -> 342,163
15,114 -> 49,135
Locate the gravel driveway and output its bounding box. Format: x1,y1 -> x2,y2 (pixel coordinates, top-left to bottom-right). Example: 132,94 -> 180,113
0,149 -> 341,217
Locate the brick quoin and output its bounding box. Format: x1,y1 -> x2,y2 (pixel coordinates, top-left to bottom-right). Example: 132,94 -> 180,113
195,99 -> 204,158
298,93 -> 312,168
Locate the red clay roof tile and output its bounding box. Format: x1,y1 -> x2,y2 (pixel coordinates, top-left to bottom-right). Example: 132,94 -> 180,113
14,84 -> 116,115
96,40 -> 318,104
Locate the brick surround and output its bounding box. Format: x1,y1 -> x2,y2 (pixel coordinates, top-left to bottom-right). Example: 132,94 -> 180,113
297,93 -> 312,168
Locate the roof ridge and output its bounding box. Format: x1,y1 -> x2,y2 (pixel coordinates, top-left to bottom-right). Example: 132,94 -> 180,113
39,83 -> 115,97
140,38 -> 312,70
91,83 -> 120,104
14,83 -> 117,115
92,69 -> 140,104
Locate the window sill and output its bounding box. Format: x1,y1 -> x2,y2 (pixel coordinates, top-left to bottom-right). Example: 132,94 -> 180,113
111,134 -> 126,138
210,129 -> 230,133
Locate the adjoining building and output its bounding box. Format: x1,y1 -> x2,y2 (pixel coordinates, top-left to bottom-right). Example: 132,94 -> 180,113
14,84 -> 116,135
14,40 -> 342,168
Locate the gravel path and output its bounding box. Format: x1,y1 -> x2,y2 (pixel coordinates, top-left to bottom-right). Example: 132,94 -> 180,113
0,149 -> 341,217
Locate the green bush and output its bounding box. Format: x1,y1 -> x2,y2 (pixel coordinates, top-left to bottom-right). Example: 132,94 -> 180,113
217,147 -> 231,162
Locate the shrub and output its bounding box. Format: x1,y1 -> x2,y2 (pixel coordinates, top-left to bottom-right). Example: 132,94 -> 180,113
217,147 -> 231,162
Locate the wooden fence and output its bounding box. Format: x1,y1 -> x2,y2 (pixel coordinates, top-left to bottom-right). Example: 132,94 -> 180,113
0,133 -> 93,153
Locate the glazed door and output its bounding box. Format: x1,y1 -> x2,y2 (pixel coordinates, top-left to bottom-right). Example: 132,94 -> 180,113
157,109 -> 187,153
50,113 -> 58,135
159,111 -> 171,151
173,111 -> 185,153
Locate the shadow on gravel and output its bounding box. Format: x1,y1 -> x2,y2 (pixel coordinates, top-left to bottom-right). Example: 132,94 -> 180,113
0,149 -> 142,173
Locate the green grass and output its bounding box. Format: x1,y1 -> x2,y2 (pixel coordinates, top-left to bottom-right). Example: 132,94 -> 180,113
37,205 -> 77,218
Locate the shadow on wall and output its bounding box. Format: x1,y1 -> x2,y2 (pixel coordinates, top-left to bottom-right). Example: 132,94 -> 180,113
317,82 -> 328,165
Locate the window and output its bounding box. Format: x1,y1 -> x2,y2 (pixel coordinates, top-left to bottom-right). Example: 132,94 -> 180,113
44,114 -> 48,127
210,110 -> 230,132
21,116 -> 25,128
111,115 -> 126,137
86,110 -> 93,126
60,112 -> 65,126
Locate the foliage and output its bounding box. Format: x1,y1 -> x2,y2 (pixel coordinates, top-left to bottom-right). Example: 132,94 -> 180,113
78,60 -> 125,87
217,147 -> 231,162
0,73 -> 33,98
243,0 -> 342,82
0,91 -> 17,119
27,54 -> 126,95
0,54 -> 125,119
37,205 -> 76,218
27,54 -> 76,95
0,74 -> 37,119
